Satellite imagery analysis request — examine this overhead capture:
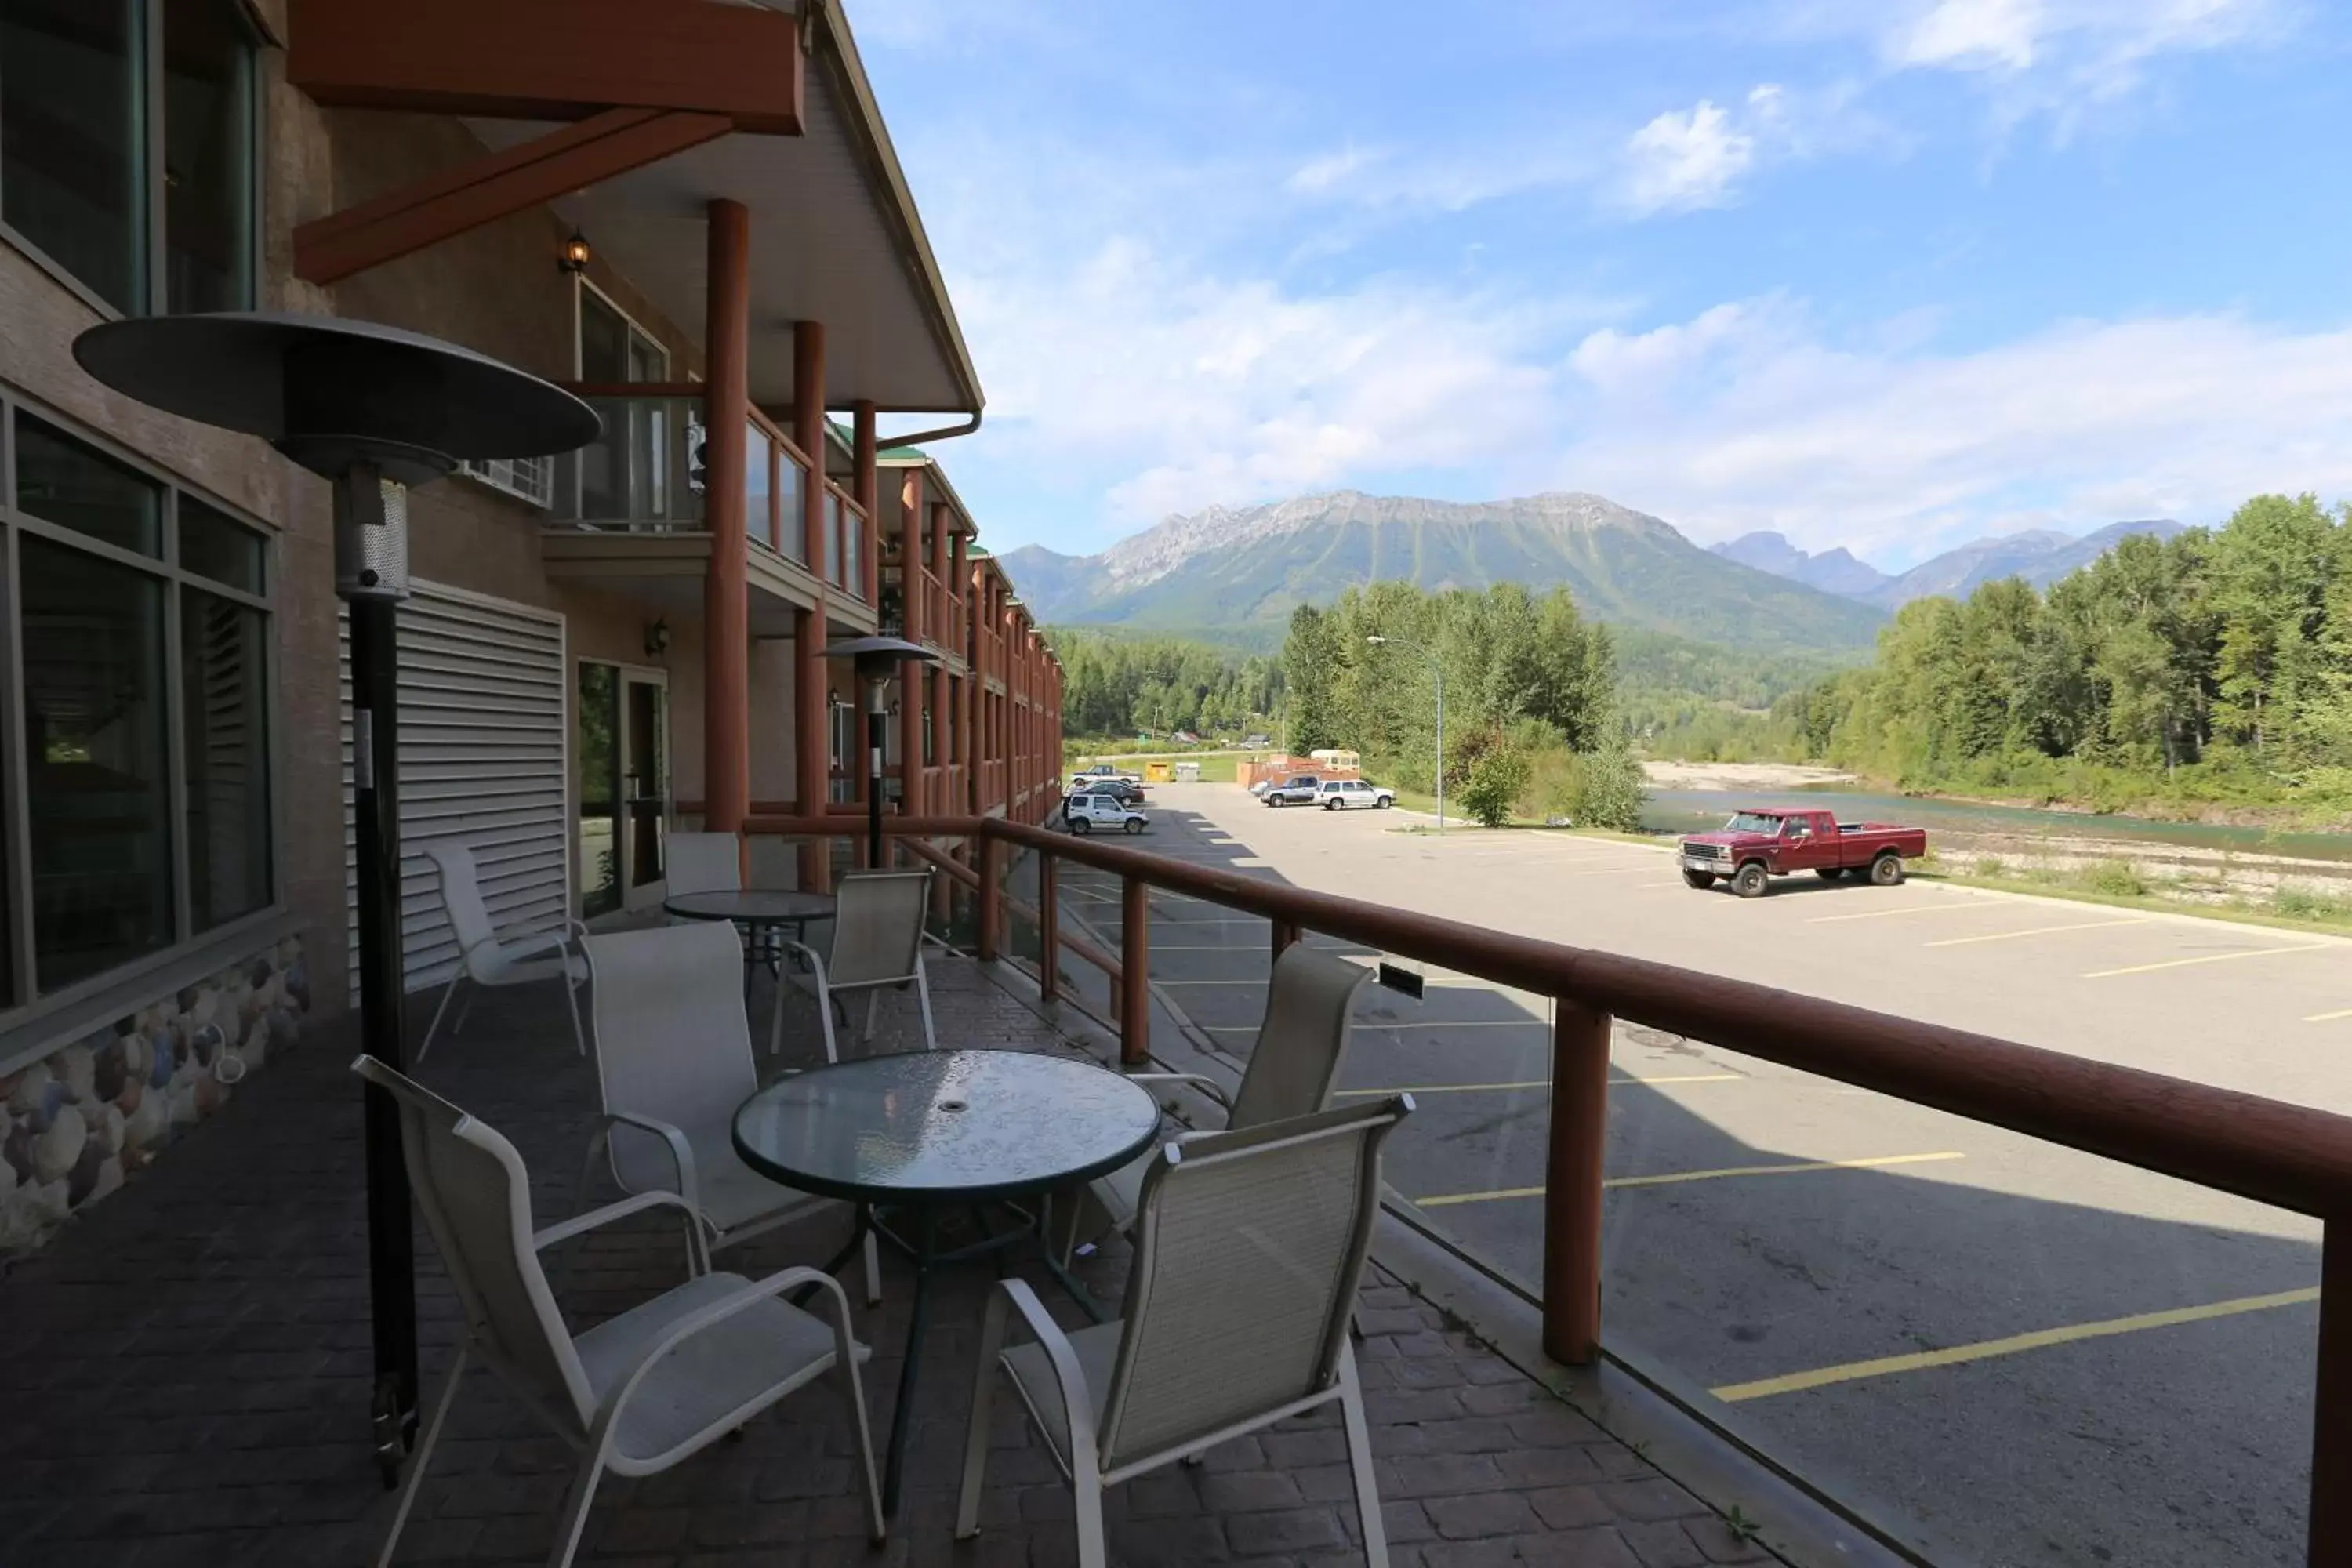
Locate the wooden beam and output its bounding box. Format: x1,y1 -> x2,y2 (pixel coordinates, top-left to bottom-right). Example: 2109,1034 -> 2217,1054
289,0 -> 802,134
295,108 -> 731,285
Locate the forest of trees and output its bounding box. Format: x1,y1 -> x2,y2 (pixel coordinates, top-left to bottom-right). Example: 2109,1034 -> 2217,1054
1053,630 -> 1283,739
1280,582 -> 1645,829
1779,494 -> 2352,814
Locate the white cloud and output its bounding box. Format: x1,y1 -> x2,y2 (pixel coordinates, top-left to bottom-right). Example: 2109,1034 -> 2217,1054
1613,98 -> 1759,215
1553,303 -> 2352,564
1879,0 -> 2286,114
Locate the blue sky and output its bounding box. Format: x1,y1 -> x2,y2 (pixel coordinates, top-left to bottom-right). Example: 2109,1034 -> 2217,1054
855,1 -> 2352,571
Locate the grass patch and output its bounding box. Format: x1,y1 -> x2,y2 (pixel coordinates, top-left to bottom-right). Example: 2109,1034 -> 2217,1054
1915,864 -> 2352,938
2076,858 -> 2148,898
2274,884 -> 2352,923
1080,752 -> 1241,783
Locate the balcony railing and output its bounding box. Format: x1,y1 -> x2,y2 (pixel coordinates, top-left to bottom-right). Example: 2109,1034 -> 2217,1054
552,391 -> 863,601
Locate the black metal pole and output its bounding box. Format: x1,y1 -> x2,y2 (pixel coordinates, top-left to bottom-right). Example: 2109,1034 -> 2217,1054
349,521 -> 416,1489
867,694 -> 887,869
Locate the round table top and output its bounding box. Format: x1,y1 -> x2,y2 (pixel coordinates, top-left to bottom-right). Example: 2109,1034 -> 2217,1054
662,888 -> 837,925
731,1050 -> 1163,1204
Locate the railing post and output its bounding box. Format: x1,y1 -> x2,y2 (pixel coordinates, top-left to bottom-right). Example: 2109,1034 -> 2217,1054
1543,996 -> 1610,1366
1036,850 -> 1060,1003
1120,876 -> 1150,1066
1271,917 -> 1299,961
2314,1219 -> 2350,1566
976,833 -> 1002,963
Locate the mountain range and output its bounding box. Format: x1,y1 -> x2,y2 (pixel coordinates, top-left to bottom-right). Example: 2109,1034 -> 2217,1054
1000,492 -> 1886,651
1709,520 -> 2185,608
1000,490 -> 2186,653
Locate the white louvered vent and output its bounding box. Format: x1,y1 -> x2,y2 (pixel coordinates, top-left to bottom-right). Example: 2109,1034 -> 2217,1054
340,580 -> 570,999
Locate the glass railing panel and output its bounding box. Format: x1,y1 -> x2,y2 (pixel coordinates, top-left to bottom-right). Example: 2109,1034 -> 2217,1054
552,394 -> 703,528
745,421 -> 773,549
776,453 -> 807,565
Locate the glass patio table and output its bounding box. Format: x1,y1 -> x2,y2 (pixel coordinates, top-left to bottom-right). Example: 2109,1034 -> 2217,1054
732,1049 -> 1161,1514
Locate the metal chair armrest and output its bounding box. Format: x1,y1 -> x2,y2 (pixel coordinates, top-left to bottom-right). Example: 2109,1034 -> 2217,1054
532,1189 -> 701,1250
993,1278 -> 1101,1461
600,1111 -> 705,1221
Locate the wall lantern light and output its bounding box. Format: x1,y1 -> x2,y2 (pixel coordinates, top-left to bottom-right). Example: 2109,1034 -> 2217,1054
643,616 -> 670,657
559,229 -> 592,274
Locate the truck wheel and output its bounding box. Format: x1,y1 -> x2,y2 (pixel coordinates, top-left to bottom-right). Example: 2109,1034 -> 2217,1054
1871,851 -> 1904,887
1681,869 -> 1715,889
1376,797 -> 1391,808
1815,867 -> 1846,882
1732,862 -> 1770,898
1124,818 -> 1145,835
1324,799 -> 1339,811
1072,818 -> 1092,835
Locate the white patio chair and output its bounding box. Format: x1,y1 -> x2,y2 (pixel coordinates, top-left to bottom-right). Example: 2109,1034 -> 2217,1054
957,1095 -> 1413,1568
1065,942 -> 1370,1253
666,830 -> 742,896
352,1055 -> 884,1568
772,868 -> 937,1060
417,840 -> 587,1061
580,922 -> 881,1305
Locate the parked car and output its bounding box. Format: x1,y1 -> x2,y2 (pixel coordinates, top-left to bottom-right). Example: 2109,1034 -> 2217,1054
1314,779 -> 1393,811
1067,776 -> 1144,805
1261,774 -> 1322,806
1065,792 -> 1149,835
1070,762 -> 1142,789
1679,808 -> 1927,897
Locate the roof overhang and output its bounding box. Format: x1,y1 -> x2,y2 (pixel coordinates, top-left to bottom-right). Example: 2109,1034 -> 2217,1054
475,0 -> 981,415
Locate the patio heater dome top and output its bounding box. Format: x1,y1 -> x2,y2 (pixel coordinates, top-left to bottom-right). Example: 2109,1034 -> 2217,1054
829,634 -> 942,680
73,311 -> 601,485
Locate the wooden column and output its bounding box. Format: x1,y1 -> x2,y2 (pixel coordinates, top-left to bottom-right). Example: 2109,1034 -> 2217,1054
929,501 -> 951,652
791,321 -> 829,888
976,834 -> 1003,962
1543,998 -> 1613,1365
853,400 -> 879,608
897,473 -> 926,816
2314,1221 -> 2352,1566
1036,851 -> 1060,1002
702,198 -> 751,839
1120,877 -> 1150,1065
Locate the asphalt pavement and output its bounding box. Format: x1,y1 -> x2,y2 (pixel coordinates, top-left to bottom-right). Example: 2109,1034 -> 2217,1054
1043,782 -> 2333,1568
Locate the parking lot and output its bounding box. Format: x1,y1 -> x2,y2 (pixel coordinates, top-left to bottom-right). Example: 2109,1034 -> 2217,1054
1047,782 -> 2337,1568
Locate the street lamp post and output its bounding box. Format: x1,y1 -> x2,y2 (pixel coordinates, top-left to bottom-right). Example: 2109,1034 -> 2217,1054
1365,634 -> 1443,831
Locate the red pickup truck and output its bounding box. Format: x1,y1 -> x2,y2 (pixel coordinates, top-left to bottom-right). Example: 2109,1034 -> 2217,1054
1679,808 -> 1927,897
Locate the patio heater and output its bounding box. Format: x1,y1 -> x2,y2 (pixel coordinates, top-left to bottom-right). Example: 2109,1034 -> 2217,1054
828,635 -> 941,868
72,314 -> 597,1486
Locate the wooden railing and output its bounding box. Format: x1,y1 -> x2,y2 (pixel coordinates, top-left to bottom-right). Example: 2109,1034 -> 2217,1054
738,809 -> 2352,1563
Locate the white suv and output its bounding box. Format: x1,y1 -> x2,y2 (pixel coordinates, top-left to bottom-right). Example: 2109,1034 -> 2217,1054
1315,779 -> 1393,811
1065,792 -> 1148,835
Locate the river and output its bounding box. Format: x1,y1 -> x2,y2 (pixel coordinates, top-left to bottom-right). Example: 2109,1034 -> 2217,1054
1641,786 -> 2352,866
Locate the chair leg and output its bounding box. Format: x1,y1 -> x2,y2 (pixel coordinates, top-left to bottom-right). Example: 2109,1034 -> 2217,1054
862,988 -> 880,1045
837,1348 -> 887,1543
1074,1480 -> 1109,1568
914,962 -> 937,1051
1338,1348 -> 1389,1568
862,1229 -> 883,1308
417,975 -> 462,1063
561,964 -> 586,1058
815,984 -> 840,1065
452,984 -> 477,1037
544,1452 -> 605,1568
955,1289 -> 1011,1539
375,1347 -> 467,1568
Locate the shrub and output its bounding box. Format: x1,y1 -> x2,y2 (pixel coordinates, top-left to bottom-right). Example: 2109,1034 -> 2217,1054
2274,884 -> 2352,923
1974,855 -> 2006,878
2078,859 -> 2147,898
1454,731 -> 1532,828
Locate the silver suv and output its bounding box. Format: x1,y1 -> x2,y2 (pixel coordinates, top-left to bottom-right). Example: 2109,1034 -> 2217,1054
1315,779 -> 1393,811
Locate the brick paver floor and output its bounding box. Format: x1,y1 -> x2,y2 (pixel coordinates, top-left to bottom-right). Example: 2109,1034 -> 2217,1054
0,948 -> 1781,1566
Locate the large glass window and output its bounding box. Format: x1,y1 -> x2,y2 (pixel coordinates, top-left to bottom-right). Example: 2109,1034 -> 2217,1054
0,405 -> 275,1008
21,535 -> 172,986
0,0 -> 144,312
0,0 -> 255,316
162,0 -> 254,314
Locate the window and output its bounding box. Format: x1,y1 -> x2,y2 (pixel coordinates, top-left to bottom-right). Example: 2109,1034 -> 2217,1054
2,408 -> 275,1007
0,0 -> 256,316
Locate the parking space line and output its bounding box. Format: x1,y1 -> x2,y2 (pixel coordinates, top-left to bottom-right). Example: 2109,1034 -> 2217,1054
1710,1287 -> 2321,1403
1415,1151 -> 1964,1207
1806,902 -> 1991,924
1334,1073 -> 1742,1097
2084,943 -> 2330,978
1924,917 -> 2149,947
2303,1007 -> 2352,1023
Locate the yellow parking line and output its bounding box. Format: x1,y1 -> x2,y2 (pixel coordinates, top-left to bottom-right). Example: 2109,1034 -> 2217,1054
1416,1152 -> 1963,1207
2305,1007 -> 2352,1023
1334,1073 -> 1742,1097
2084,944 -> 2330,978
1807,902 -> 1987,924
1925,917 -> 2149,947
1711,1287 -> 2321,1403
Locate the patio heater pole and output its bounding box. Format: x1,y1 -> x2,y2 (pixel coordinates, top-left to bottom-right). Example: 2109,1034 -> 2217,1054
831,636 -> 942,872
866,675 -> 888,868
69,312 -> 598,1491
